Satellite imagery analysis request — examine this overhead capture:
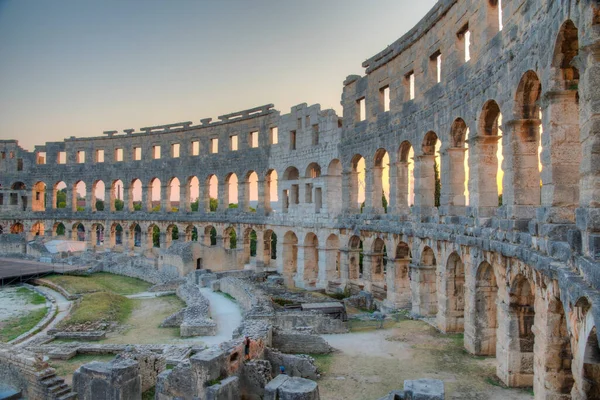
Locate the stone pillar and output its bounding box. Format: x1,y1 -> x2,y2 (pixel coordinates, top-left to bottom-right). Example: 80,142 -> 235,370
539,90 -> 580,220
385,258 -> 411,309
441,148 -> 467,214
502,118 -> 542,219
294,244 -> 305,288
316,246 -> 330,289
342,171 -> 359,213
394,161 -> 410,212
257,178 -> 267,214
238,181 -> 248,212
361,254 -> 372,292
409,263 -> 436,317
467,135 -> 500,217
103,187 -> 111,213
143,185 -> 152,211
413,155 -> 436,211
339,249 -> 350,284
218,180 -> 227,211
363,167 -> 375,213
160,184 -> 168,212
73,359 -> 141,400
369,166 -> 385,214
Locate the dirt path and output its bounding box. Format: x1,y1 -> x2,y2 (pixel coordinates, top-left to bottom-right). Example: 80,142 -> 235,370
320,320 -> 534,400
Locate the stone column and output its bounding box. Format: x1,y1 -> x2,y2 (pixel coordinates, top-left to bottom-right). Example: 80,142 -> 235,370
387,160 -> 398,213
363,167 -> 375,213
160,184 -> 168,212
342,171 -> 359,213
385,258 -> 411,309
257,178 -> 267,214
394,161 -> 410,211
369,166 -> 385,214
467,135 -> 500,217
502,118 -> 542,219
361,253 -> 373,292
294,244 -> 305,288
413,155 -> 436,213
144,185 -> 152,211
441,148 -> 467,214
218,180 -> 227,211
316,246 -> 330,289
238,181 -> 248,212
104,187 -> 111,213
339,249 -> 350,284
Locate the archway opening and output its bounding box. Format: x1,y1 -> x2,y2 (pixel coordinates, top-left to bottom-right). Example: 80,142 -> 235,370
73,181 -> 86,212
130,179 -> 142,211
32,181 -> 46,212
188,176 -> 200,212
168,177 -> 180,212
226,173 -> 238,208
373,149 -> 390,213
149,178 -> 161,212
92,180 -> 105,212
473,261 -> 498,355
54,181 -> 67,209
247,171 -> 258,212
303,233 -> 319,286
111,179 -> 124,211
444,252 -> 465,332
397,142 -> 415,208
283,231 -> 298,286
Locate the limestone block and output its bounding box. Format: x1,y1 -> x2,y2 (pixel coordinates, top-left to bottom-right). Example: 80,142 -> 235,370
264,375 -> 320,400
205,376 -> 240,400
72,358 -> 141,400
403,379 -> 444,400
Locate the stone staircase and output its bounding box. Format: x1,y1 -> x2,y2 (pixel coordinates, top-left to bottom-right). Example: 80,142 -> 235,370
38,368 -> 77,400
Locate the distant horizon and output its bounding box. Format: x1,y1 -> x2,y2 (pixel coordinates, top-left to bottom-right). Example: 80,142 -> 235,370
0,0 -> 437,151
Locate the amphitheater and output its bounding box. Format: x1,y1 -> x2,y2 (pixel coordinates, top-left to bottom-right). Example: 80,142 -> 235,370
0,0 -> 599,399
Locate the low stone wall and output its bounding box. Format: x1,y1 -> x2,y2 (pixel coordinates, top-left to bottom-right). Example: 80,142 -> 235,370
149,278 -> 186,292
117,347 -> 166,393
272,312 -> 347,334
0,345 -> 75,400
218,277 -> 274,314
160,283 -> 216,337
33,278 -> 78,300
271,330 -> 332,355
264,348 -> 318,380
0,234 -> 26,256
73,358 -> 141,400
98,253 -> 180,284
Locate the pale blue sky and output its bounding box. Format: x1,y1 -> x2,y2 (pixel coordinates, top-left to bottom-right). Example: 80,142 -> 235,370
0,0 -> 437,150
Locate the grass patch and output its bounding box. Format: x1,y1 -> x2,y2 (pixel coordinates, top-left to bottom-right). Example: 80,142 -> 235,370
217,291 -> 236,302
50,354 -> 115,380
16,287 -> 46,304
0,307 -> 48,342
272,297 -> 296,307
142,387 -> 155,400
58,292 -> 132,327
310,353 -> 334,374
45,272 -> 151,295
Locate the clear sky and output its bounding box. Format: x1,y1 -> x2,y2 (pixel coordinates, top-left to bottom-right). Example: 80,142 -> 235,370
0,0 -> 437,151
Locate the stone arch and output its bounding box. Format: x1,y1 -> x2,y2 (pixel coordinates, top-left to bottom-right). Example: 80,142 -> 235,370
504,273 -> 536,387
396,141 -> 414,208
92,223 -> 105,246
243,228 -> 257,263
225,173 -> 238,207
73,222 -> 85,242
582,326 -> 600,398
245,171 -> 258,212
440,252 -> 465,333
372,149 -> 390,213
110,223 -> 123,247
412,246 -> 437,317
91,180 -> 106,212
149,224 -> 160,248
53,222 -> 66,237
325,234 -> 341,280
303,232 -> 319,286
348,235 -> 363,280
371,237 -> 387,280
475,100 -> 503,210
326,159 -> 342,214
542,19 -> 581,211
509,70 -> 542,208
11,182 -> 26,190
148,177 -> 161,212
131,223 -> 142,248
53,181 -> 68,209
534,294 -> 574,398
283,231 -> 298,287
263,229 -> 277,267
349,154 -> 366,212
166,224 -> 179,248
417,132 -> 440,208
31,181 -> 46,212
282,167 -> 300,213
30,221 -> 44,237
388,241 -> 411,308
10,223 -> 24,234
471,261 -> 498,356
206,175 -> 218,212
283,166 -> 300,181
129,178 -> 142,211
167,177 -> 180,212
187,176 -> 200,212
223,226 -> 237,249
185,224 -> 198,242
204,226 -> 217,246
264,169 -> 278,214
111,179 -> 124,212
445,118 -> 469,207
305,163 -> 321,178
73,180 -> 87,212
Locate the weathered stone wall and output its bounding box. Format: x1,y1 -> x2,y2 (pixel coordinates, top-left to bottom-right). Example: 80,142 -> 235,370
271,330 -> 332,355
1,0 -> 600,396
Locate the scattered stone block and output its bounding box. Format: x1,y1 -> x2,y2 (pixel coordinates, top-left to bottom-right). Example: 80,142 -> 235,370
72,358 -> 141,400
206,376 -> 240,400
264,375 -> 319,400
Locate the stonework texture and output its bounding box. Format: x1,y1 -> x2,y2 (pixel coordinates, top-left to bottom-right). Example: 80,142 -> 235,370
0,0 -> 600,398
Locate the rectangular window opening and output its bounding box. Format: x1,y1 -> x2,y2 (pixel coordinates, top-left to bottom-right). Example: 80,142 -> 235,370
357,98 -> 366,122
270,127 -> 278,145
210,138 -> 219,154
134,147 -> 142,161
406,72 -> 415,100
230,135 -> 238,151
57,151 -> 66,164
95,149 -> 104,163
171,143 -> 180,158
312,125 -> 319,146
430,50 -> 442,84
77,150 -> 85,164
249,131 -> 258,148
115,148 -> 124,162
17,158 -> 23,171
458,24 -> 471,63
36,152 -> 46,165
192,140 -> 200,156
0,194 -> 3,205
297,118 -> 302,130
152,145 -> 161,159
290,131 -> 296,151
379,86 -> 390,112
305,183 -> 313,203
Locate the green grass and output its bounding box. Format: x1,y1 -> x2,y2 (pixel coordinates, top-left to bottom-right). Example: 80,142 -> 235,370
309,353 -> 334,374
217,291 -> 236,302
58,292 -> 133,327
45,272 -> 151,295
49,354 -> 115,379
0,307 -> 48,342
16,287 -> 47,304
142,387 -> 155,400
272,297 -> 296,307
